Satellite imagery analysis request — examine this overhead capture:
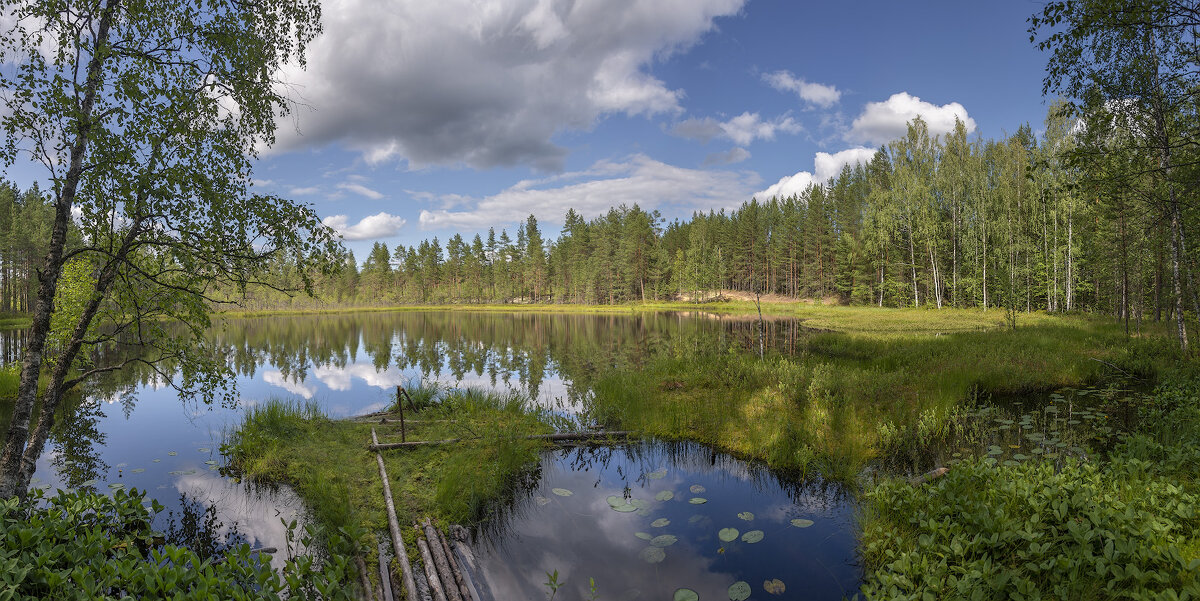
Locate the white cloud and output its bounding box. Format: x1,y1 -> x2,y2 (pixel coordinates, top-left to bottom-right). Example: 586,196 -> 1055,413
288,186 -> 320,196
671,112 -> 801,145
754,170 -> 816,200
813,147 -> 876,181
272,0 -> 746,170
848,92 -> 976,146
336,182 -> 384,200
763,70 -> 841,108
323,212 -> 408,240
704,147 -> 751,166
419,154 -> 758,230
261,371 -> 315,399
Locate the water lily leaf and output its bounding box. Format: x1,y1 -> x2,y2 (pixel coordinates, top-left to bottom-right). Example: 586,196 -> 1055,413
652,518 -> 670,528
204,460 -> 217,466
152,459 -> 161,463
606,495 -> 624,507
635,532 -> 652,541
535,496 -> 551,506
1002,460 -> 1019,467
737,511 -> 754,521
651,534 -> 678,547
167,451 -> 178,456
612,504 -> 638,513
81,479 -> 99,487
648,468 -> 667,480
763,579 -> 785,595
640,547 -> 665,564
741,530 -> 764,543
130,468 -> 146,473
655,490 -> 674,502
689,484 -> 706,494
552,488 -> 573,497
631,499 -> 650,510
197,447 -> 211,452
688,514 -> 706,524
673,588 -> 698,601
718,527 -> 739,542
168,470 -> 184,475
636,508 -> 652,517
688,497 -> 707,505
108,483 -> 125,490
728,581 -> 751,601
790,518 -> 813,528
1012,454 -> 1028,461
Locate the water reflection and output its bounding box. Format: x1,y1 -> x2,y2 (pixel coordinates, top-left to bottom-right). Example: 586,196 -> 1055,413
470,442 -> 860,601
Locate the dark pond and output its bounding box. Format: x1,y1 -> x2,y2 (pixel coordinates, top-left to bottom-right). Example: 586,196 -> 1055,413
0,310 -> 811,564
469,441 -> 860,601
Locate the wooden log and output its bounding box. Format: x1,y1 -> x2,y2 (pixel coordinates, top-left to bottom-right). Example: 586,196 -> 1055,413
354,555 -> 376,601
396,386 -> 407,443
447,538 -> 484,601
369,431 -> 633,451
432,521 -> 473,601
422,519 -> 464,601
373,428 -> 419,601
909,466 -> 950,486
416,533 -> 449,601
378,550 -> 395,601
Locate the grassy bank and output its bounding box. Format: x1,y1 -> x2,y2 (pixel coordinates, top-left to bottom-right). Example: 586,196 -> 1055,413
588,315 -> 1171,480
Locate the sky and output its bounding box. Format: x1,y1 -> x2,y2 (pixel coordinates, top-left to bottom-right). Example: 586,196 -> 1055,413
21,0 -> 1059,260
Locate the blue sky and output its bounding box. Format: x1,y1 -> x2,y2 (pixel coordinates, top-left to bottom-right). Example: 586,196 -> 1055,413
17,0 -> 1058,260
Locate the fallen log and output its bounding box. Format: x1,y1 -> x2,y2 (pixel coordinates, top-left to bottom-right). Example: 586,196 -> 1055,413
431,520 -> 473,601
373,428 -> 419,601
416,532 -> 449,601
354,555 -> 376,601
422,519 -> 464,601
378,549 -> 394,601
369,431 -> 634,451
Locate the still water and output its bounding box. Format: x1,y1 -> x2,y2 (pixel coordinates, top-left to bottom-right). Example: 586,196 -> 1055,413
1,311 -> 829,567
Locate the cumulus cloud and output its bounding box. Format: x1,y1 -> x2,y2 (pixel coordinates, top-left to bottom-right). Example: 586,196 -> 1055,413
704,147 -> 751,166
671,112 -> 801,145
336,182 -> 384,200
323,212 -> 408,240
763,70 -> 841,108
848,92 -> 976,146
273,0 -> 746,171
754,146 -> 877,200
754,170 -> 816,200
419,154 -> 758,230
288,186 -> 320,196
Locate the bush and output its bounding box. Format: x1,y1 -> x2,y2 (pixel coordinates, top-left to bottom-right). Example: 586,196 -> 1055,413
0,488 -> 359,600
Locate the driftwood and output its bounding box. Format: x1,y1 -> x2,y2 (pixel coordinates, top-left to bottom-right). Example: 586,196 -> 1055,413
421,519 -> 464,601
416,534 -> 449,601
354,555 -> 376,601
909,466 -> 950,486
378,549 -> 394,601
369,431 -> 634,451
373,428 -> 419,601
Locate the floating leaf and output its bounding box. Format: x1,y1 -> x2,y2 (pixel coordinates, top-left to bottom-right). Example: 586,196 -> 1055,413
763,579 -> 786,595
167,451 -> 178,456
152,459 -> 161,463
648,468 -> 668,480
612,503 -> 637,513
535,496 -> 551,506
635,532 -> 652,541
741,530 -> 764,543
640,546 -> 666,564
168,470 -> 184,475
651,534 -> 678,547
689,484 -> 706,494
551,488 -> 573,497
631,499 -> 650,510
108,483 -> 125,490
689,497 -> 707,505
81,479 -> 99,487
718,527 -> 739,542
673,588 -> 698,601
606,495 -> 625,508
737,511 -> 754,521
655,490 -> 675,502
197,448 -> 211,453
688,514 -> 706,524
790,518 -> 813,528
204,460 -> 217,466
1012,454 -> 1028,461
651,518 -> 670,528
728,581 -> 751,601
130,468 -> 146,473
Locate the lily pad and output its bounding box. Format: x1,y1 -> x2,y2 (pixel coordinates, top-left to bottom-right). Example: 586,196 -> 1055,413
640,546 -> 666,564
737,511 -> 754,521
197,447 -> 210,452
130,468 -> 146,473
108,483 -> 125,490
673,588 -> 698,601
741,530 -> 764,543
650,534 -> 678,547
763,579 -> 786,595
651,518 -> 670,528
689,484 -> 706,494
790,518 -> 814,528
688,497 -> 707,504
718,527 -> 739,542
655,490 -> 675,502
635,532 -> 652,541
612,503 -> 637,513
688,514 -> 706,524
80,479 -> 99,487
606,495 -> 625,508
631,499 -> 650,509
167,451 -> 177,456
551,488 -> 573,497
152,459 -> 161,463
204,460 -> 217,465
648,468 -> 668,479
728,581 -> 751,601
535,496 -> 551,506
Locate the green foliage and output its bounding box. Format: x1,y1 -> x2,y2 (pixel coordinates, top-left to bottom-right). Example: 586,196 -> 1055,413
0,488 -> 357,601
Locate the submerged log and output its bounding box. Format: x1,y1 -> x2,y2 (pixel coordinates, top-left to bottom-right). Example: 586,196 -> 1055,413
416,533 -> 449,601
373,428 -> 419,601
369,431 -> 634,451
909,466 -> 950,486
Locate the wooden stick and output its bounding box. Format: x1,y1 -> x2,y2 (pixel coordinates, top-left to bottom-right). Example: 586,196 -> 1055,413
396,386 -> 407,443
447,537 -> 483,601
378,550 -> 395,601
416,533 -> 449,601
370,431 -> 634,451
355,555 -> 376,601
422,519 -> 464,601
373,428 -> 419,601
435,525 -> 473,601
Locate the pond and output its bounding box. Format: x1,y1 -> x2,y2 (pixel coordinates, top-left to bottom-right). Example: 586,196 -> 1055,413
468,441 -> 860,601
0,310 -> 807,561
